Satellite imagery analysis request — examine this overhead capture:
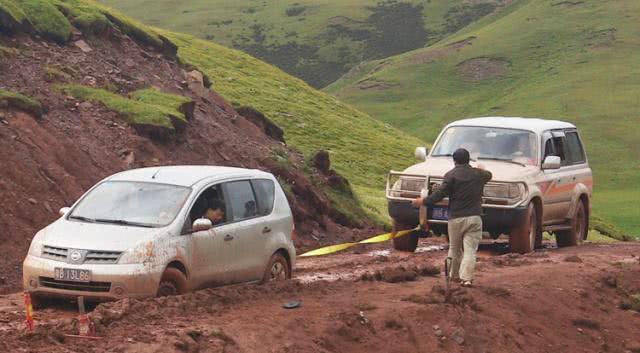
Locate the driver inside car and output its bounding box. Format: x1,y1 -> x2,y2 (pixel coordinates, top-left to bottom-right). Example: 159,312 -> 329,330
202,199 -> 226,225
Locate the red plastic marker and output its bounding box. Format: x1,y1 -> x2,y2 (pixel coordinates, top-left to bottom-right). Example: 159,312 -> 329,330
23,292 -> 34,331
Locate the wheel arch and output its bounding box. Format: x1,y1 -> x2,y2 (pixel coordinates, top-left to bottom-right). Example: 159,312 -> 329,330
165,260 -> 189,278
274,248 -> 292,273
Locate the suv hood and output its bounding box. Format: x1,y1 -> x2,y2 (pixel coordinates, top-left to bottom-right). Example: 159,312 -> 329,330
403,157 -> 539,182
37,219 -> 164,251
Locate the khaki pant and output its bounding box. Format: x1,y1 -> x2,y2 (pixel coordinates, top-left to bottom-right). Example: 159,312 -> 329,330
447,215 -> 482,282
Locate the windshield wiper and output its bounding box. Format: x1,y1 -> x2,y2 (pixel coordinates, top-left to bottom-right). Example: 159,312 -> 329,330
431,154 -> 452,157
68,215 -> 96,223
477,157 -> 526,167
94,219 -> 155,228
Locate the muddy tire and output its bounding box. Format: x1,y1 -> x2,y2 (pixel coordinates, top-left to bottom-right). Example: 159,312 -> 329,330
157,268 -> 188,297
556,201 -> 587,248
262,253 -> 291,284
392,221 -> 419,252
29,294 -> 48,310
509,203 -> 537,254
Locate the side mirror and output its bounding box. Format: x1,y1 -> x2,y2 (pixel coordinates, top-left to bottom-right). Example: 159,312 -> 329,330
542,156 -> 561,170
415,147 -> 428,161
59,207 -> 70,217
191,218 -> 213,232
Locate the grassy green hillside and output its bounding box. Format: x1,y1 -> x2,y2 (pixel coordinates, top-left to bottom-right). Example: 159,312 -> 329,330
327,0 -> 640,236
99,0 -> 509,87
1,0 -> 425,224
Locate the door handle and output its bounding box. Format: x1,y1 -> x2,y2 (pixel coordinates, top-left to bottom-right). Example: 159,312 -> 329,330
262,226 -> 272,234
224,234 -> 234,241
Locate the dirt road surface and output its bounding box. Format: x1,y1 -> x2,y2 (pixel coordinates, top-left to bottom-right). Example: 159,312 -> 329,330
1,239 -> 639,353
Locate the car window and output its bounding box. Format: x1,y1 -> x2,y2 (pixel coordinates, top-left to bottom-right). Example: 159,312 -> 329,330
251,179 -> 275,216
565,131 -> 586,164
184,184 -> 227,232
544,131 -> 568,165
224,181 -> 258,221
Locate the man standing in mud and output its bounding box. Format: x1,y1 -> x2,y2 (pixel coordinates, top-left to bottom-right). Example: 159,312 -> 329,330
411,148 -> 492,287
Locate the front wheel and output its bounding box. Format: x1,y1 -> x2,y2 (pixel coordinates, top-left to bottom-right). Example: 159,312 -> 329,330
509,203 -> 538,254
261,253 -> 291,283
157,268 -> 188,297
392,221 -> 419,252
556,201 -> 587,247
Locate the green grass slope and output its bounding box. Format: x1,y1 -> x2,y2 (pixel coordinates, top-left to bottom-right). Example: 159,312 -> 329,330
327,0 -> 640,236
1,0 -> 425,224
165,31 -> 424,222
99,0 -> 509,87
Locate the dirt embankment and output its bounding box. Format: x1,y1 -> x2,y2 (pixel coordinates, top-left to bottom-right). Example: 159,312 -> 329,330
0,26 -> 373,293
0,241 -> 638,352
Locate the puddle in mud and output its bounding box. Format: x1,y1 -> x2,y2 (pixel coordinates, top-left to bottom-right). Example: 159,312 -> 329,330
295,272 -> 359,283
416,245 -> 447,253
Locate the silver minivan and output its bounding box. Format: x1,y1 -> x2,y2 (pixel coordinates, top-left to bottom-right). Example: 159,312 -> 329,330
23,166 -> 296,302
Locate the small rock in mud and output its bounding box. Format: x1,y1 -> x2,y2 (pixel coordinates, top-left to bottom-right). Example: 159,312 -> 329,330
602,275 -> 617,288
451,328 -> 465,345
564,255 -> 583,263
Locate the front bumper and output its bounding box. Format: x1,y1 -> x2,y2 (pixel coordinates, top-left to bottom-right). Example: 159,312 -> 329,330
388,201 -> 528,234
23,255 -> 162,301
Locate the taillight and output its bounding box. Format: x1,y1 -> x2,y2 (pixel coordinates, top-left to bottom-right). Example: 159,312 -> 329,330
291,224 -> 297,241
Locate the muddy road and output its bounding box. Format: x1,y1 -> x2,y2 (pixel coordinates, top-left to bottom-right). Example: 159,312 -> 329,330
1,239 -> 639,353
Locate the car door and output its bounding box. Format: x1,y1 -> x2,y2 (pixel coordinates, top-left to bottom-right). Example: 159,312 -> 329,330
541,130 -> 574,223
184,183 -> 238,288
563,129 -> 592,207
188,222 -> 237,289
222,180 -> 266,283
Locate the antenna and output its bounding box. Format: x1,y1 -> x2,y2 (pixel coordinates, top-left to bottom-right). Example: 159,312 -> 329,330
151,169 -> 161,179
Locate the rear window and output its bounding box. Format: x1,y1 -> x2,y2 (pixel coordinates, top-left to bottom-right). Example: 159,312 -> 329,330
251,179 -> 275,216
224,181 -> 258,221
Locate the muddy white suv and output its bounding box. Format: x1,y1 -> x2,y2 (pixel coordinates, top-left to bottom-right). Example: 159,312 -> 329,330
386,117 -> 592,253
23,166 -> 295,302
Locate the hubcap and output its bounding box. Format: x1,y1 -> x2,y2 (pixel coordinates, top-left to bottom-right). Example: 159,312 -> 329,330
270,261 -> 287,281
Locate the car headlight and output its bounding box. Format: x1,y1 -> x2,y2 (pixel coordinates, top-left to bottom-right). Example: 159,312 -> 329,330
484,183 -> 526,199
27,233 -> 44,257
118,243 -> 154,264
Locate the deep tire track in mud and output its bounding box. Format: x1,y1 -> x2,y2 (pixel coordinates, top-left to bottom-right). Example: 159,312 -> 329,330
0,240 -> 639,353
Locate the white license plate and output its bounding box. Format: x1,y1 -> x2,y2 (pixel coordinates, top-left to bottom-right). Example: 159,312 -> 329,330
54,268 -> 91,283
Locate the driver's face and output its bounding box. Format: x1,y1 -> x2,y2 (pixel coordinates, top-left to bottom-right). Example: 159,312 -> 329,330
204,208 -> 224,223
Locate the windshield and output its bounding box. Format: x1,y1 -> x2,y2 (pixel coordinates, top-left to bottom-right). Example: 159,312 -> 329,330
69,181 -> 191,227
431,126 -> 538,166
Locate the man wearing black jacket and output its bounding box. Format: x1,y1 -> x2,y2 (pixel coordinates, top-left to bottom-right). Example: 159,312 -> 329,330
411,148 -> 492,287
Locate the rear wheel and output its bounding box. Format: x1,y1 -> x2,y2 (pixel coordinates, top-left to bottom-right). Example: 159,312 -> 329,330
509,203 -> 537,254
157,268 -> 188,297
556,201 -> 587,247
262,253 -> 291,283
392,221 -> 419,252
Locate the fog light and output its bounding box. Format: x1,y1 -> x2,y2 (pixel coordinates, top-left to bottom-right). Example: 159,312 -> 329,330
29,279 -> 38,288
113,286 -> 125,296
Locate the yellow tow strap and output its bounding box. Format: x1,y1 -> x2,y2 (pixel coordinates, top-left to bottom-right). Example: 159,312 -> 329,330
298,229 -> 414,257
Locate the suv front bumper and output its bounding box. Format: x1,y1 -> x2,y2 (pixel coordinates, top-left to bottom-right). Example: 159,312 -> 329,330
23,255 -> 162,301
388,200 -> 528,234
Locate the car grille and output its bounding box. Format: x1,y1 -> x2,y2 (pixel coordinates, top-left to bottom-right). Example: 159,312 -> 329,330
42,245 -> 68,261
39,277 -> 111,293
42,246 -> 122,264
85,250 -> 122,264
